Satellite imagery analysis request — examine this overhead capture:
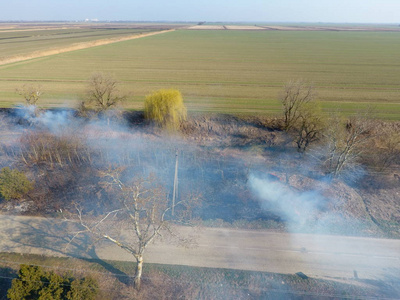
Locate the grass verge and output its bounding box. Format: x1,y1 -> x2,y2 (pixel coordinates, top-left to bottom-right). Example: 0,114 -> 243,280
0,252 -> 398,299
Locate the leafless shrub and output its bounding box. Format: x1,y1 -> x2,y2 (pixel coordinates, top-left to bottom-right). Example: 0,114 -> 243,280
323,111 -> 375,177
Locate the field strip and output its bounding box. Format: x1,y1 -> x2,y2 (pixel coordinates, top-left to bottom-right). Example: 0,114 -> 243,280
0,29 -> 175,66
0,26 -> 74,33
188,25 -> 400,32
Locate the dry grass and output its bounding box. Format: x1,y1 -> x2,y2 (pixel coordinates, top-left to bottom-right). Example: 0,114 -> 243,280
1,252 -> 398,300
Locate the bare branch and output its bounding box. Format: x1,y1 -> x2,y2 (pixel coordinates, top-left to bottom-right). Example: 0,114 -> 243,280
322,110 -> 375,177
280,80 -> 315,132
65,168 -> 197,290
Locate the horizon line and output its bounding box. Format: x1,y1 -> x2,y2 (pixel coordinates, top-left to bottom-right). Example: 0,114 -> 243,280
0,20 -> 399,25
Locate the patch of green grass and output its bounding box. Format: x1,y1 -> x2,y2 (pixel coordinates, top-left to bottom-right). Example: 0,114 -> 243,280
0,30 -> 400,119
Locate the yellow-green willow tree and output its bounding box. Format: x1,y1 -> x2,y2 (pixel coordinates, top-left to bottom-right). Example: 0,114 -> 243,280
144,89 -> 187,130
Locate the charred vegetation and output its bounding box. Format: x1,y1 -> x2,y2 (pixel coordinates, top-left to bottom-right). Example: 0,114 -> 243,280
0,107 -> 399,237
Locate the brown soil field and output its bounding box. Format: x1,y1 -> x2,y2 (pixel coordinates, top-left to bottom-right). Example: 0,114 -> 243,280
0,26 -> 74,33
188,25 -> 226,30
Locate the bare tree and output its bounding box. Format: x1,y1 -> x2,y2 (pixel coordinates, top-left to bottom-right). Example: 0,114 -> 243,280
293,103 -> 325,153
16,84 -> 43,106
280,80 -> 315,132
324,111 -> 374,177
83,72 -> 127,114
67,168 -> 196,290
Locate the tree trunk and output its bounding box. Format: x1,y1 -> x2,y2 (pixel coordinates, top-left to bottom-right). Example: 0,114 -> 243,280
134,255 -> 143,290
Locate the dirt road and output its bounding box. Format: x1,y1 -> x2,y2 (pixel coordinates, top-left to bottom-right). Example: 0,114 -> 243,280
0,29 -> 174,66
0,214 -> 399,281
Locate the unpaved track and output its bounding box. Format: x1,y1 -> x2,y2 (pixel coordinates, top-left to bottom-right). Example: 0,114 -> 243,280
0,214 -> 399,281
0,29 -> 174,66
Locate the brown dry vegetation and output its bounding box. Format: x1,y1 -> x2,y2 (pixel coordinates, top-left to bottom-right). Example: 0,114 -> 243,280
181,113 -> 400,233
0,109 -> 399,299
0,109 -> 399,237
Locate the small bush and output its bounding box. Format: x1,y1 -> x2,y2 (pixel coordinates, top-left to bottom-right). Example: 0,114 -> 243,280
0,167 -> 33,200
7,264 -> 98,300
144,89 -> 187,130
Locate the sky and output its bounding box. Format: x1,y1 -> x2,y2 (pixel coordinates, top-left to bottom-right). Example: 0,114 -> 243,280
1,0 -> 399,23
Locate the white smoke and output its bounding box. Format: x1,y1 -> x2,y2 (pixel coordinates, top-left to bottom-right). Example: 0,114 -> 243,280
248,173 -> 326,231
37,109 -> 74,133
13,105 -> 75,134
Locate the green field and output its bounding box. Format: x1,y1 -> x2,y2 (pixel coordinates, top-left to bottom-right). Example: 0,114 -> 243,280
0,29 -> 400,119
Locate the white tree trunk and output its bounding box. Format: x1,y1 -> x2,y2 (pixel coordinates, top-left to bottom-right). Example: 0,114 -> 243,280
134,255 -> 143,290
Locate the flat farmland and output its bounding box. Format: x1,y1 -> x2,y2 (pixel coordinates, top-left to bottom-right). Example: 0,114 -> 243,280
0,29 -> 400,119
0,24 -> 174,61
